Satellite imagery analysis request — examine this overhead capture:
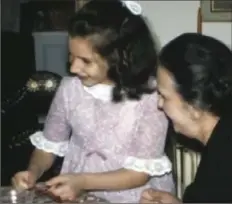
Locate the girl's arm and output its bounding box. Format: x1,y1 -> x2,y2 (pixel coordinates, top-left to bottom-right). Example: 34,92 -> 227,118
27,149 -> 56,180
46,93 -> 172,194
81,93 -> 171,191
27,78 -> 72,179
82,169 -> 149,190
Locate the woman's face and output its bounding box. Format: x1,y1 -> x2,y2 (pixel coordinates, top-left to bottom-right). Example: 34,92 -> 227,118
156,67 -> 199,138
69,37 -> 111,87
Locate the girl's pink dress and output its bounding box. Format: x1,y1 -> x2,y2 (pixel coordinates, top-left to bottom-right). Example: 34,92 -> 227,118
30,77 -> 174,202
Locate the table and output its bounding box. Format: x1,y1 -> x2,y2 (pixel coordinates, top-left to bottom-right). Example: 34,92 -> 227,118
0,186 -> 110,203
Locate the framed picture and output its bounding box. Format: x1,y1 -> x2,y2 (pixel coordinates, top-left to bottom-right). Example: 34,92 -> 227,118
20,0 -> 76,32
201,0 -> 232,22
75,0 -> 89,11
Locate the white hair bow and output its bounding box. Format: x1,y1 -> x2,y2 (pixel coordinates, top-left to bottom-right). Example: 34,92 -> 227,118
121,1 -> 142,15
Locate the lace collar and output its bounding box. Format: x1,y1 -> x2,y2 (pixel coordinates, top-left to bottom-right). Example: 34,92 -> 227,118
83,84 -> 114,102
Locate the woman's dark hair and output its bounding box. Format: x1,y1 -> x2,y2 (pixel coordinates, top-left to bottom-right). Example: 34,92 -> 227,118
68,0 -> 157,102
159,33 -> 232,117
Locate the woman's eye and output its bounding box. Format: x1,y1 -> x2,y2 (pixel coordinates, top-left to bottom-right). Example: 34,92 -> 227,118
160,94 -> 167,101
158,91 -> 167,101
162,95 -> 167,101
69,55 -> 73,63
82,58 -> 91,64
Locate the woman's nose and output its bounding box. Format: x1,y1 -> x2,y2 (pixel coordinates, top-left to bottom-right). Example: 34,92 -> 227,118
158,96 -> 163,109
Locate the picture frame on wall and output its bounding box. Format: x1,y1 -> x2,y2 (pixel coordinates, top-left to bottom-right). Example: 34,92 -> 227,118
20,0 -> 76,32
75,0 -> 89,11
201,0 -> 232,22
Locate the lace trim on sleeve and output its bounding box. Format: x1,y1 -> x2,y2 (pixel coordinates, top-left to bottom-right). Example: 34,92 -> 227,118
29,131 -> 69,157
123,155 -> 172,176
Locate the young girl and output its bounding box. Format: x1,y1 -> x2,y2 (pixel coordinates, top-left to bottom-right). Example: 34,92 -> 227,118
12,0 -> 174,202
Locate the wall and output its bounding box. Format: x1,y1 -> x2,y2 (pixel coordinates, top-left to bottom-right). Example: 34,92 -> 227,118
2,0 -> 20,32
139,0 -> 232,48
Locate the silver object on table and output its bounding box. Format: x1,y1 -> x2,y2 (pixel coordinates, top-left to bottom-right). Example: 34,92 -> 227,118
0,184 -> 110,203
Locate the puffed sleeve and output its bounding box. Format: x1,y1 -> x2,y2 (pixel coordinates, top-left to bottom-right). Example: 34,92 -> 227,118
123,93 -> 172,176
29,78 -> 72,157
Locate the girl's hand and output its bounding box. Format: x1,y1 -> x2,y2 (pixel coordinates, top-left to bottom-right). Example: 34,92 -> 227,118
140,188 -> 181,204
12,171 -> 37,192
45,173 -> 85,201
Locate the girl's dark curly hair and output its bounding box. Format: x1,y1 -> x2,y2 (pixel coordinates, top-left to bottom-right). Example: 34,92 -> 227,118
68,0 -> 158,102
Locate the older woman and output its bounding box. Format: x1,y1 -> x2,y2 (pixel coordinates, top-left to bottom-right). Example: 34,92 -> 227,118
140,33 -> 232,203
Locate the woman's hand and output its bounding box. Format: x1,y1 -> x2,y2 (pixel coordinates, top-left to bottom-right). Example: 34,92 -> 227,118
45,173 -> 85,201
140,188 -> 181,204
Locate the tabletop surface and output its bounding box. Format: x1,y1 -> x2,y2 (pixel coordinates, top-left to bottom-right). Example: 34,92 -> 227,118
0,186 -> 109,203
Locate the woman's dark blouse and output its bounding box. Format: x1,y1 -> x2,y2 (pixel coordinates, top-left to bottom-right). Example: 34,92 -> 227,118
183,115 -> 232,203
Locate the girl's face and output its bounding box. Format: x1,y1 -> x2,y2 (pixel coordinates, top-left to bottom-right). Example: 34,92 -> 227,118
156,67 -> 200,138
69,37 -> 112,87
